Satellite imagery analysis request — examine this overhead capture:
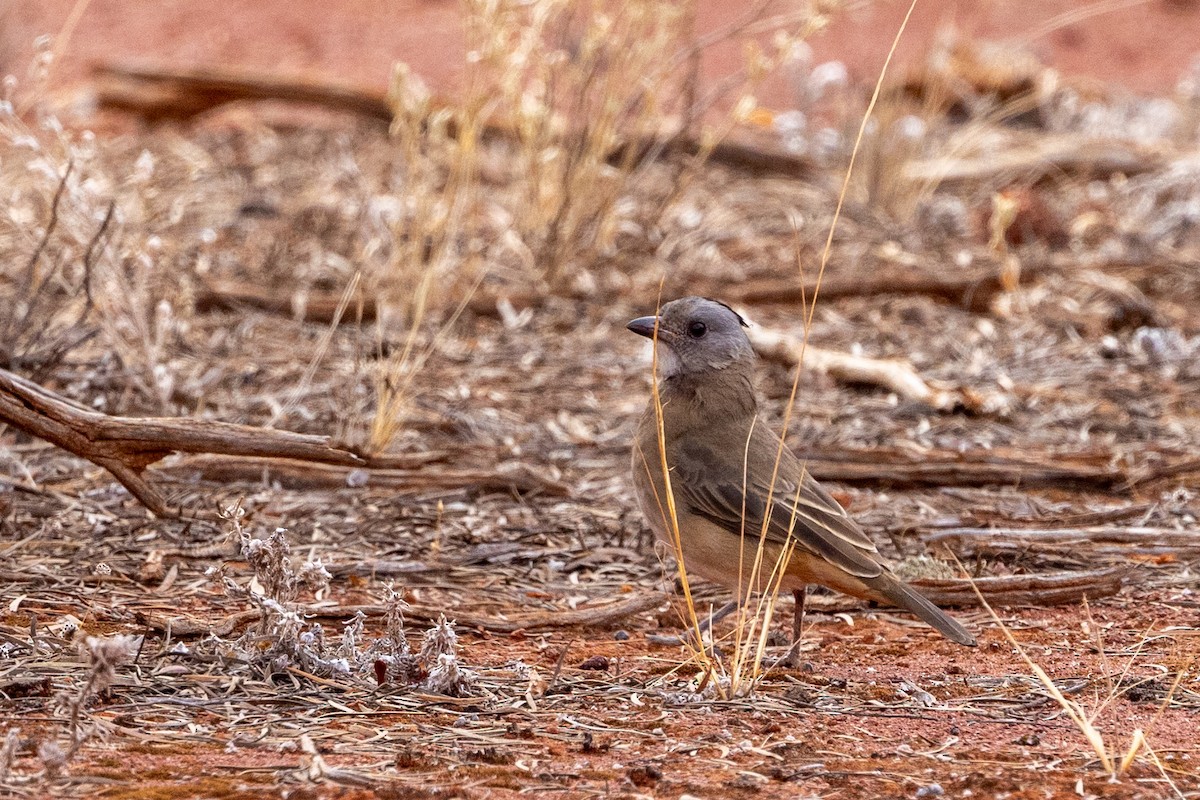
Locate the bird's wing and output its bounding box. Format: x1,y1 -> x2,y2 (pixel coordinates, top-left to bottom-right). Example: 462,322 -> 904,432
673,425 -> 885,580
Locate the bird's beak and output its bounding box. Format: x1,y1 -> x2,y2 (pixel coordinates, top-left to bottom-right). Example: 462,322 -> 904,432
626,315 -> 661,339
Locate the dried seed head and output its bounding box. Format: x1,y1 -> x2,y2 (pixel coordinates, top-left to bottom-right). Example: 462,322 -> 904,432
37,740 -> 67,777
419,615 -> 459,665
0,728 -> 19,782
80,634 -> 138,692
422,653 -> 477,697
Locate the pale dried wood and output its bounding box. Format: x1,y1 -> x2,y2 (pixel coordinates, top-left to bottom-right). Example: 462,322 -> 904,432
139,592 -> 664,636
924,526 -> 1200,557
135,609 -> 258,637
903,135 -> 1168,186
910,567 -> 1128,607
745,324 -> 1011,414
157,455 -> 571,497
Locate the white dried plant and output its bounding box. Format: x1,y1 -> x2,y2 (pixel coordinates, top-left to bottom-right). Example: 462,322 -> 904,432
0,727 -> 20,784
423,652 -> 477,697
0,37 -> 188,405
357,586 -> 423,684
37,633 -> 138,775
209,510 -> 474,688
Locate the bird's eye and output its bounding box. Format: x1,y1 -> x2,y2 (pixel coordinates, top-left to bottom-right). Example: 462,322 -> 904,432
688,321 -> 707,338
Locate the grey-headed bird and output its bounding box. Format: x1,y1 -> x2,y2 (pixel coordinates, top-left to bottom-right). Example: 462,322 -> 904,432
629,297 -> 976,659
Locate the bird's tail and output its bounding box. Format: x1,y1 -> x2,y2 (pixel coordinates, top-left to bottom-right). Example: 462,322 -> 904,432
867,574 -> 977,647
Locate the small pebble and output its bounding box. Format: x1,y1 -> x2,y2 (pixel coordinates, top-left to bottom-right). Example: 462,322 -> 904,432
578,655 -> 610,671
613,630 -> 630,641
916,784 -> 944,798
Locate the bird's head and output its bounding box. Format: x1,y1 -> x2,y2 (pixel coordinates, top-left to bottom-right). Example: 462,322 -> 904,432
627,296 -> 753,379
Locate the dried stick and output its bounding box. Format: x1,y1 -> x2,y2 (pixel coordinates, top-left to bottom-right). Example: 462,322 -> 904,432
92,62 -> 814,178
194,277 -> 538,324
0,368 -> 568,516
720,257 -> 1046,312
139,592 -> 664,636
157,455 -> 570,497
903,135 -> 1165,186
794,445 -> 1197,490
746,323 -> 1010,414
909,567 -> 1127,607
93,63 -> 393,122
924,527 -> 1200,557
0,367 -> 359,516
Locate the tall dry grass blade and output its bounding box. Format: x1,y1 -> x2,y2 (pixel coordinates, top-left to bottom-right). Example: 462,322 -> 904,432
1139,739 -> 1187,799
644,285 -> 719,682
272,270 -> 362,428
951,553 -> 1117,776
1021,0 -> 1152,43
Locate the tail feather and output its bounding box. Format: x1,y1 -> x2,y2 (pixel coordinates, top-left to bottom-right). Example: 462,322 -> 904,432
868,574 -> 977,647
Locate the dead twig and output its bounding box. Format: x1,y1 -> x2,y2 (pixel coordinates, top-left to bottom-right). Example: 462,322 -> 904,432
140,592 -> 664,637
157,455 -> 570,497
795,445 -> 1199,490
746,324 -> 1010,414
720,256 -> 1051,313
924,527 -> 1200,558
910,567 -> 1128,607
92,62 -> 393,122
194,277 -> 531,324
903,135 -> 1167,187
1,368 -> 568,515
92,62 -> 814,179
0,367 -> 363,516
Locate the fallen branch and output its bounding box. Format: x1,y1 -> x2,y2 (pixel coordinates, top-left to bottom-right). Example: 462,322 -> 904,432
910,567 -> 1127,607
92,62 -> 814,178
714,254 -> 1184,324
745,324 -> 1010,414
139,592 -> 665,636
93,62 -> 393,122
667,568 -> 1125,624
0,367 -> 361,516
796,445 -> 1199,490
0,367 -> 562,517
194,277 -> 533,324
721,256 -> 1049,313
903,135 -> 1166,187
157,455 -> 570,497
924,527 -> 1200,558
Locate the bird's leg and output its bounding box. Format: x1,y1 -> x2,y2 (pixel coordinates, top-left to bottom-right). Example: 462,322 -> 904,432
792,586 -> 806,646
772,586 -> 807,669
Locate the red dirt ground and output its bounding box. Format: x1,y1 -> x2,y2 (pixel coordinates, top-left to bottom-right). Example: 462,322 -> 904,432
3,2 -> 1200,799
7,0 -> 1200,109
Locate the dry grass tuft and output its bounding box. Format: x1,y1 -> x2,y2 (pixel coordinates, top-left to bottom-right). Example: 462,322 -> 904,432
465,0 -> 690,287
0,40 -> 197,409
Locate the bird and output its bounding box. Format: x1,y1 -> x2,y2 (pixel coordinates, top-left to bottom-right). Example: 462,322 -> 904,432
628,296 -> 976,661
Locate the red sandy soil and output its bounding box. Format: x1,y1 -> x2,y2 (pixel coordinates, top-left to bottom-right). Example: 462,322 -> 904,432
6,0 -> 1200,109
3,2 -> 1200,799
7,588 -> 1200,799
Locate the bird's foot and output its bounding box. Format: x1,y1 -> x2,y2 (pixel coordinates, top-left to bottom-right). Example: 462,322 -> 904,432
764,638 -> 817,669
